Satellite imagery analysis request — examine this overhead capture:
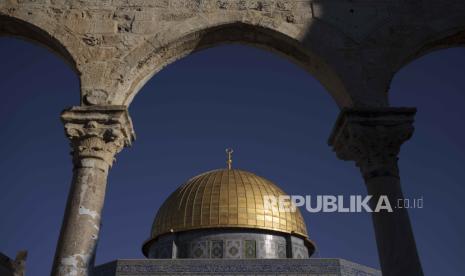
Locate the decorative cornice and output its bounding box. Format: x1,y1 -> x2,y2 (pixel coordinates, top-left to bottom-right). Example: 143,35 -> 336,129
328,108 -> 416,180
61,106 -> 136,169
93,259 -> 380,275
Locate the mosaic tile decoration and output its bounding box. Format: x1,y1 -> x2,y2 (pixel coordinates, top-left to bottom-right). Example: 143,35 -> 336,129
225,240 -> 241,259
244,240 -> 256,258
211,240 -> 223,258
278,243 -> 287,258
293,244 -> 307,259
191,241 -> 208,258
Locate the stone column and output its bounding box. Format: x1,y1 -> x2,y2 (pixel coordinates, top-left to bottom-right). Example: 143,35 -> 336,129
52,106 -> 135,276
329,107 -> 423,276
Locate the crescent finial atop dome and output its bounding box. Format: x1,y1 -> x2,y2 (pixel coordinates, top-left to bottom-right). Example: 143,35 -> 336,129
226,148 -> 234,170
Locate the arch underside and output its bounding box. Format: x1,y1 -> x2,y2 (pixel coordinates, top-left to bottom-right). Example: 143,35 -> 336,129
0,14 -> 77,74
402,29 -> 465,71
1,2 -> 464,109
125,23 -> 350,107
384,25 -> 465,104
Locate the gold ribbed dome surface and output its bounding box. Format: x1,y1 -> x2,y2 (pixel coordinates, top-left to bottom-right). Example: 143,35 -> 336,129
150,169 -> 308,241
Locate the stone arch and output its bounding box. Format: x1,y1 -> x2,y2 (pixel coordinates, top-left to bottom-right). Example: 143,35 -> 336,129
397,28 -> 465,74
118,17 -> 353,108
357,12 -> 465,106
0,13 -> 79,75
385,16 -> 465,102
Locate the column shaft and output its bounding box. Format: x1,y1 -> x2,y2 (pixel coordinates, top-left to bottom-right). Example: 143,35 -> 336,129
52,159 -> 109,275
52,106 -> 134,276
329,107 -> 423,276
366,176 -> 422,276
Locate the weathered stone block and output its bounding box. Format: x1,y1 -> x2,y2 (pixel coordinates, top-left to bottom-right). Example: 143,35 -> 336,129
131,20 -> 159,34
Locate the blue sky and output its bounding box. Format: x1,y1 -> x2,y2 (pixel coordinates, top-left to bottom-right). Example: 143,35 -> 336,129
0,38 -> 464,275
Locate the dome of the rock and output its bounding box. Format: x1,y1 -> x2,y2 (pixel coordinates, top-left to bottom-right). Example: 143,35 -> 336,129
142,168 -> 315,259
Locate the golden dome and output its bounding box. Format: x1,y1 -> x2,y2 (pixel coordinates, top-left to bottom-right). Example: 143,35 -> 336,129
148,169 -> 310,242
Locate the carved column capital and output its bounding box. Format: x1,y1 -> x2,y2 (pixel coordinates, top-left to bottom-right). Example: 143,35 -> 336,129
328,107 -> 416,180
61,106 -> 136,170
